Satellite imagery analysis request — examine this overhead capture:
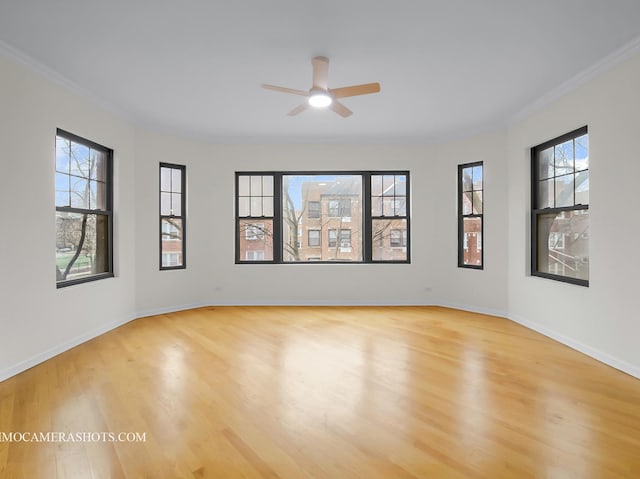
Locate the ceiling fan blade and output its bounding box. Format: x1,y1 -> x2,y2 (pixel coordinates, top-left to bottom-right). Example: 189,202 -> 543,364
330,100 -> 353,117
312,56 -> 329,89
330,83 -> 381,99
261,84 -> 308,96
287,103 -> 309,116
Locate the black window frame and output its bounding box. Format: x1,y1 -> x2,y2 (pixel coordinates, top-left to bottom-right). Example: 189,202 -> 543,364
235,171 -> 410,264
55,129 -> 114,288
159,163 -> 186,270
458,161 -> 484,269
531,126 -> 589,287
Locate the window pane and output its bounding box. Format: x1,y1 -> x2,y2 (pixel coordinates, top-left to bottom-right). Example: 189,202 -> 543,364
262,197 -> 274,217
56,212 -> 109,282
382,175 -> 395,195
161,218 -> 183,267
371,175 -> 383,196
554,140 -> 574,176
538,147 -> 554,180
70,142 -> 91,177
70,177 -> 89,209
239,219 -> 273,261
472,166 -> 482,190
56,137 -> 70,173
160,192 -> 171,215
462,217 -> 482,266
160,167 -> 171,191
472,191 -> 483,214
462,192 -> 473,215
262,176 -> 273,196
91,150 -> 107,182
395,175 -> 407,195
536,209 -> 589,281
575,134 -> 588,171
538,179 -> 553,209
555,174 -> 574,208
171,168 -> 182,193
250,176 -> 262,196
171,193 -> 182,216
282,174 -> 362,262
238,197 -> 250,217
55,173 -> 70,207
461,167 -> 473,191
575,171 -> 589,205
372,196 -> 382,216
250,197 -> 263,216
394,197 -> 407,216
238,176 -> 250,196
372,219 -> 407,261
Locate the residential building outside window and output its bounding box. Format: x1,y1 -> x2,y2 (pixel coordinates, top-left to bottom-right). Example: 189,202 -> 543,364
55,129 -> 113,287
531,126 -> 589,286
458,162 -> 483,268
235,171 -> 410,263
160,163 -> 186,269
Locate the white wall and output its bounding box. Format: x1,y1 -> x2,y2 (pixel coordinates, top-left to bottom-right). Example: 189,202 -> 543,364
506,51 -> 640,378
432,131 -> 508,316
0,55 -> 137,381
133,128 -> 509,316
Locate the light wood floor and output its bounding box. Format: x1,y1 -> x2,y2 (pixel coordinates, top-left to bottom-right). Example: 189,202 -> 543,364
1,306 -> 639,478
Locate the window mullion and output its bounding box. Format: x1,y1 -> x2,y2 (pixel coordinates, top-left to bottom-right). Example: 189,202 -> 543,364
363,172 -> 372,262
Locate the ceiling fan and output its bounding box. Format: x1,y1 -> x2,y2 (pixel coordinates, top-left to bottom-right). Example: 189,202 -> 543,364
261,56 -> 381,117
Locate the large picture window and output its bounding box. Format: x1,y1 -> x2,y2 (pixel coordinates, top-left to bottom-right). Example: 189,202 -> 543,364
531,126 -> 589,286
55,129 -> 113,287
235,171 -> 410,263
160,163 -> 186,270
458,162 -> 483,268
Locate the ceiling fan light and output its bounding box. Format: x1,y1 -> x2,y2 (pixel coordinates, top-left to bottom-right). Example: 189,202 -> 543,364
308,92 -> 332,108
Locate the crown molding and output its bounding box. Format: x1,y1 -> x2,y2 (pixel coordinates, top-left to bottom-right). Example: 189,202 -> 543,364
509,34 -> 640,125
0,38 -> 133,124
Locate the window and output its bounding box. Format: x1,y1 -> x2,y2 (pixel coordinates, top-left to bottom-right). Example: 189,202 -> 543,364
308,201 -> 320,218
390,229 -> 407,248
308,229 -> 321,247
55,129 -> 113,287
160,163 -> 186,270
458,162 -> 483,268
328,229 -> 338,248
236,175 -> 275,262
371,174 -> 409,261
245,223 -> 265,241
236,171 -> 410,264
531,126 -> 588,286
328,199 -> 351,218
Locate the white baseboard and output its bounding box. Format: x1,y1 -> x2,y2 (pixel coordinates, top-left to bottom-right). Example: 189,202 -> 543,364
135,301 -> 211,319
433,300 -> 508,319
3,302 -> 638,383
508,313 -> 640,380
0,315 -> 138,383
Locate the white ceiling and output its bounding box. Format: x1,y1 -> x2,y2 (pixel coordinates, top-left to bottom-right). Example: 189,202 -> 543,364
2,1 -> 640,143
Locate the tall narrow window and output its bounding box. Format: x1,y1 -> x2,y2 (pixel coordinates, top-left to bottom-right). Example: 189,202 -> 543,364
160,164 -> 186,269
371,174 -> 409,261
55,129 -> 113,287
532,126 -> 588,285
237,174 -> 276,262
458,162 -> 483,268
